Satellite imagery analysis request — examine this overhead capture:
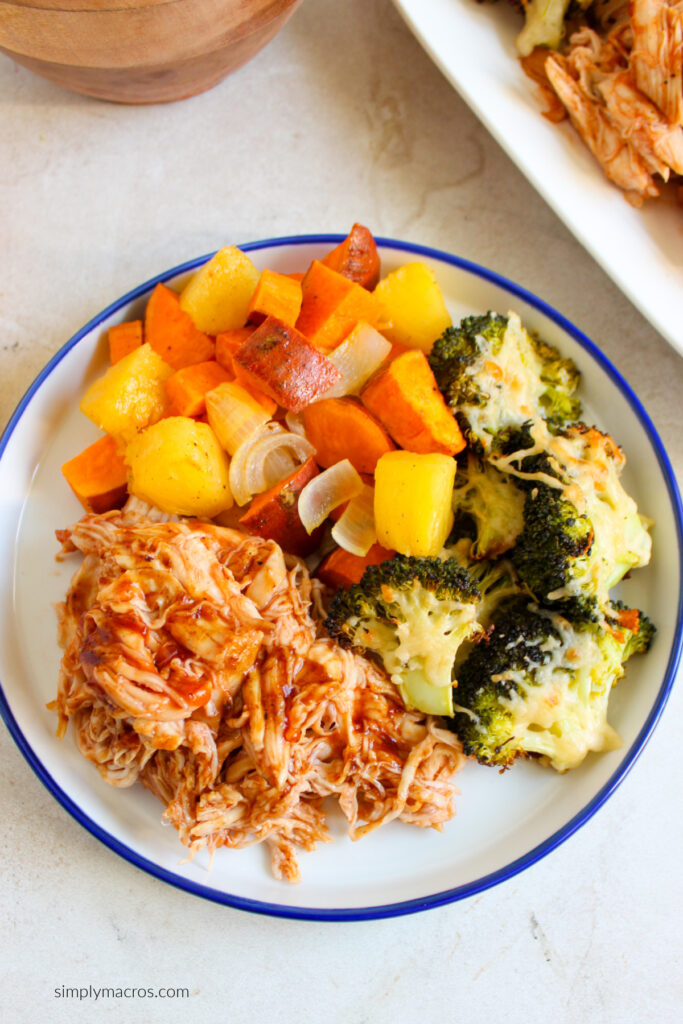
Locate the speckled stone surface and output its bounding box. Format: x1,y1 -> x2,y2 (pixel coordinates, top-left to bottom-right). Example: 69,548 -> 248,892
1,1 -> 681,1021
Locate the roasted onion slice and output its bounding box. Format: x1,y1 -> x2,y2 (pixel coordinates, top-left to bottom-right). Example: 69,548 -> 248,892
229,422 -> 315,506
298,459 -> 364,534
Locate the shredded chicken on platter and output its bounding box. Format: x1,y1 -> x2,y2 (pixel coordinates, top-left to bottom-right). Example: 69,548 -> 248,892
53,503 -> 463,882
521,0 -> 683,204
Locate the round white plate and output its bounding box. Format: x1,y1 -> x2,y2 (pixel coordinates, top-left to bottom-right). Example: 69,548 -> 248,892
1,235 -> 681,920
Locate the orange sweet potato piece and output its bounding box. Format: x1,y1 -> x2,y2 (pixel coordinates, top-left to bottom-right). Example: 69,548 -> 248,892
234,315 -> 342,413
361,349 -> 466,456
239,456 -> 322,557
287,272 -> 305,283
247,268 -> 303,326
215,326 -> 256,371
214,327 -> 279,415
164,360 -> 232,418
302,397 -> 395,474
230,364 -> 278,416
321,223 -> 381,290
145,283 -> 215,370
296,260 -> 383,349
108,320 -> 143,364
297,261 -> 352,334
316,542 -> 396,590
61,434 -> 128,514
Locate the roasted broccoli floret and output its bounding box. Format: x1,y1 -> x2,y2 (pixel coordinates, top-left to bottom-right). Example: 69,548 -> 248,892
608,602 -> 657,659
515,0 -> 593,56
489,423 -> 599,616
450,451 -> 526,560
491,422 -> 652,618
324,555 -> 484,716
428,312 -> 508,416
511,481 -> 598,620
450,596 -> 654,771
489,420 -> 536,459
533,335 -> 583,425
428,311 -> 581,451
441,545 -> 530,666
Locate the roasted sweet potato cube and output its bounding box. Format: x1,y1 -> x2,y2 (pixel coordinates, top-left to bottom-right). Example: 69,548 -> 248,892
361,349 -> 465,456
296,260 -> 383,349
215,326 -> 256,372
247,268 -> 303,326
321,223 -> 381,290
316,542 -> 395,590
302,397 -> 395,474
233,316 -> 342,413
239,456 -> 323,557
108,320 -> 143,364
61,434 -> 128,514
214,326 -> 279,416
164,360 -> 232,418
145,282 -> 215,370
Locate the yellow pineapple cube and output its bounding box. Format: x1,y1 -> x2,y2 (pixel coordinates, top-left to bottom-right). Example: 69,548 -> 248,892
79,343 -> 173,443
125,417 -> 232,517
373,263 -> 452,352
179,246 -> 260,335
374,450 -> 455,556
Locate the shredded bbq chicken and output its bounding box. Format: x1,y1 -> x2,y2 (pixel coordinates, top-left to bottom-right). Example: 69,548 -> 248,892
522,1 -> 683,203
54,505 -> 463,882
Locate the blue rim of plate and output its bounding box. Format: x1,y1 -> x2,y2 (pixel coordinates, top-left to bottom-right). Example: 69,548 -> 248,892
1,233 -> 681,922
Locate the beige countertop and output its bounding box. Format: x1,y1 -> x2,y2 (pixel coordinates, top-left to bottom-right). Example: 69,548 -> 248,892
1,1 -> 681,1021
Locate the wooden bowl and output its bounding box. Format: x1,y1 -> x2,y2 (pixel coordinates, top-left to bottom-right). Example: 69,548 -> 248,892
0,0 -> 303,104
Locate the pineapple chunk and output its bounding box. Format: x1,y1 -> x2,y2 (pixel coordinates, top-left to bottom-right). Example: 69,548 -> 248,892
79,343 -> 173,443
374,450 -> 455,556
373,263 -> 452,352
180,246 -> 260,334
125,417 -> 232,517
